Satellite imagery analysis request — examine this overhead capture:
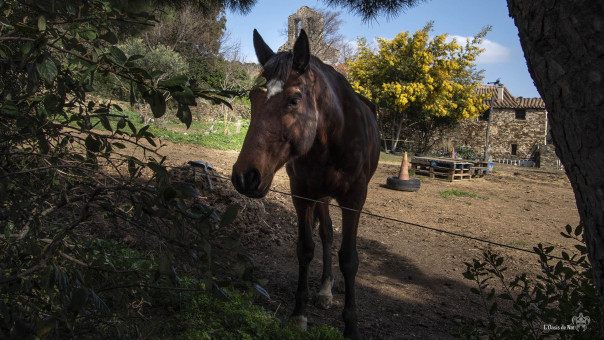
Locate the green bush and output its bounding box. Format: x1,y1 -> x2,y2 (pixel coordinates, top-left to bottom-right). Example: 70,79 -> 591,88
456,225 -> 601,339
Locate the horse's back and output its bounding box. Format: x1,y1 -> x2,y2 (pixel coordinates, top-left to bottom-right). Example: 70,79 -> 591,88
355,93 -> 377,118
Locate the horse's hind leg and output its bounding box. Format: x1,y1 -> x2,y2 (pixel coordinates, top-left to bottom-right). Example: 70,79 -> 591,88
291,197 -> 316,330
338,189 -> 365,340
315,199 -> 334,309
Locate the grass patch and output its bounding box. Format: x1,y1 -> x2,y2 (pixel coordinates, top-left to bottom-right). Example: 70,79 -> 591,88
440,189 -> 489,200
509,240 -> 528,247
440,189 -> 477,199
89,108 -> 249,150
149,124 -> 247,150
153,284 -> 343,340
379,152 -> 403,163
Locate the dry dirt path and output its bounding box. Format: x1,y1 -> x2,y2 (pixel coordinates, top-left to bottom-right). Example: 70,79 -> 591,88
160,141 -> 579,339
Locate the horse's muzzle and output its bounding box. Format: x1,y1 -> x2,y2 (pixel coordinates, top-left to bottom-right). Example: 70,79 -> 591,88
231,167 -> 267,198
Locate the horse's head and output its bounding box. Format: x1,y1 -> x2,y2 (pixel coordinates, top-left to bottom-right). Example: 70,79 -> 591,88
232,29 -> 318,198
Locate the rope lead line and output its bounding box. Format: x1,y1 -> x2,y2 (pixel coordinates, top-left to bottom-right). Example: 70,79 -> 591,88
178,166 -> 565,261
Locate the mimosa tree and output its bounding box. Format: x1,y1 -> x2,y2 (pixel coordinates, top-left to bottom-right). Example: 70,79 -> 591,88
348,22 -> 489,153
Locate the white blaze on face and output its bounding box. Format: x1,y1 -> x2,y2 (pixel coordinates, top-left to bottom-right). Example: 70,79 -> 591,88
266,79 -> 283,100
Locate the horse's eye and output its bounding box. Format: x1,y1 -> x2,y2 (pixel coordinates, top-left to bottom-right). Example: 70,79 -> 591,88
287,98 -> 301,107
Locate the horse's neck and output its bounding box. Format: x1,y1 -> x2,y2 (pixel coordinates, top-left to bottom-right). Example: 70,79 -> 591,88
310,67 -> 368,165
314,67 -> 362,138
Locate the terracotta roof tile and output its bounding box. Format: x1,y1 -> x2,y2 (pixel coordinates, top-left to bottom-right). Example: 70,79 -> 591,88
477,85 -> 545,109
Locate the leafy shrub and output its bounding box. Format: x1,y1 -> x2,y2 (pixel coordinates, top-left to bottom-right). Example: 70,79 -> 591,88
456,225 -> 602,339
456,145 -> 477,160
0,1 -> 265,338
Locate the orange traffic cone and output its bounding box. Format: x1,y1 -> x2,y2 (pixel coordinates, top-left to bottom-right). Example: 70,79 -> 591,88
398,152 -> 410,180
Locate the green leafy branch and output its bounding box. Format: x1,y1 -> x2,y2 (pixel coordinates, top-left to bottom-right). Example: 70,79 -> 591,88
457,225 -> 601,339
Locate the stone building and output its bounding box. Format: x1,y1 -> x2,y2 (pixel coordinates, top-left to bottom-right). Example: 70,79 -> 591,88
438,85 -> 548,160
278,6 -> 339,65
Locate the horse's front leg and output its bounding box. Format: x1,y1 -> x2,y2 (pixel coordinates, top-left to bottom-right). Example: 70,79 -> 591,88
315,199 -> 334,310
338,189 -> 366,340
291,197 -> 316,329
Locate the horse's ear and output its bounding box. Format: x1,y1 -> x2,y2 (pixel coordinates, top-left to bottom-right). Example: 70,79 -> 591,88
292,29 -> 310,73
253,29 -> 274,66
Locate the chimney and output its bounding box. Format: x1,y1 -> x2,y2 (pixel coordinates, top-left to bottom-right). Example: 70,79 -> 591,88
496,86 -> 504,101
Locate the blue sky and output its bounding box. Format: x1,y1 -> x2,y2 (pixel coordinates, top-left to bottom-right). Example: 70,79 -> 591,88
225,0 -> 540,98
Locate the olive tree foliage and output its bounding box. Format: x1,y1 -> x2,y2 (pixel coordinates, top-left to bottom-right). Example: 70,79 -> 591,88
139,1 -> 227,88
95,38 -> 189,107
0,0 -> 262,338
347,22 -> 489,153
119,38 -> 189,86
140,1 -> 226,56
92,1 -> 229,100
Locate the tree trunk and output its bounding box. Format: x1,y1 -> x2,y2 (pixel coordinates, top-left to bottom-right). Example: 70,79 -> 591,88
507,0 -> 604,318
391,118 -> 404,153
378,112 -> 388,151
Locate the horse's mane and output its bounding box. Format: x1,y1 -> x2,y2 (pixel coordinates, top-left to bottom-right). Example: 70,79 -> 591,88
261,52 -> 332,83
261,52 -> 293,82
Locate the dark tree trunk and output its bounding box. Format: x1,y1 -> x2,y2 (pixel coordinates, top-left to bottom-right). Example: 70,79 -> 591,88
507,0 -> 604,316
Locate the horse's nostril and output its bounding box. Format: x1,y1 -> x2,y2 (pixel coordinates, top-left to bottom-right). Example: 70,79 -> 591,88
231,172 -> 245,192
244,168 -> 261,192
232,168 -> 261,195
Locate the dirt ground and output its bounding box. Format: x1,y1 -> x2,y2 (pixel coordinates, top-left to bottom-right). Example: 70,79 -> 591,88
160,141 -> 580,339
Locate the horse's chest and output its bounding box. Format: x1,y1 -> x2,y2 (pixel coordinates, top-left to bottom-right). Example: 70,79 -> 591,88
287,160 -> 351,197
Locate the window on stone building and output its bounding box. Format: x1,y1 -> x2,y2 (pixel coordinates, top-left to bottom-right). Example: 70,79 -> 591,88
511,143 -> 518,155
515,109 -> 526,120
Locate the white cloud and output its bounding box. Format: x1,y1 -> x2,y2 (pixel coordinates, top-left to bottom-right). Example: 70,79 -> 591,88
449,35 -> 511,64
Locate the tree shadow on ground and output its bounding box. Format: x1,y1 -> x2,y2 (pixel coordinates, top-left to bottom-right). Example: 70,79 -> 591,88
230,188 -> 487,340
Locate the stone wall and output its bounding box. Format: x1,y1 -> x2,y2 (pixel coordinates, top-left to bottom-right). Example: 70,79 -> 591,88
535,143 -> 564,169
435,108 -> 547,159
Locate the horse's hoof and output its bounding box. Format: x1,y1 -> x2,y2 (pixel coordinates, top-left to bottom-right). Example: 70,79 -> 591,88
316,292 -> 333,309
316,277 -> 334,309
344,329 -> 361,340
291,315 -> 307,330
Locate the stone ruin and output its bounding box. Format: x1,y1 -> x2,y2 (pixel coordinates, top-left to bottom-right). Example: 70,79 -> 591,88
278,6 -> 339,65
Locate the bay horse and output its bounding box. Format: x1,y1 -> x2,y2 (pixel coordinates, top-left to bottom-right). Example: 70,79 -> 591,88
231,29 -> 379,339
